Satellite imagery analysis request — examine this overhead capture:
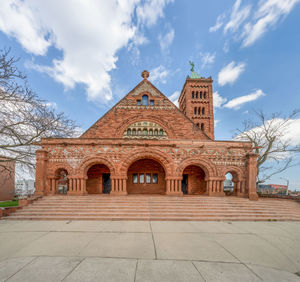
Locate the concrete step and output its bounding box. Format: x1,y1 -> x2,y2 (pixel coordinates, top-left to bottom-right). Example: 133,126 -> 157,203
5,195 -> 300,221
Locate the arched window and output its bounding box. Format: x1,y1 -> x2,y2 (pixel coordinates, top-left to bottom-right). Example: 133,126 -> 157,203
196,123 -> 199,127
132,129 -> 136,135
198,107 -> 201,115
150,100 -> 154,106
204,92 -> 207,99
201,123 -> 204,130
137,100 -> 141,105
154,129 -> 158,135
200,91 -> 202,99
202,107 -> 205,115
127,129 -> 131,135
142,95 -> 149,106
159,129 -> 163,135
138,129 -> 142,135
192,91 -> 194,99
195,91 -> 198,99
149,129 -> 153,135
194,107 -> 197,115
144,128 -> 148,135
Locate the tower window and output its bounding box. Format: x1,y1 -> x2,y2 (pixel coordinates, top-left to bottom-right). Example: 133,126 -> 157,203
202,107 -> 205,115
198,107 -> 201,115
200,91 -> 202,99
194,107 -> 197,115
192,91 -> 194,99
150,100 -> 154,106
195,91 -> 198,99
204,92 -> 207,99
142,95 -> 149,106
196,123 -> 199,127
201,123 -> 204,130
137,100 -> 141,105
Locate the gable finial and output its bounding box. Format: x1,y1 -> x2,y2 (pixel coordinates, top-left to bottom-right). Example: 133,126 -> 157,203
189,61 -> 195,72
141,70 -> 149,80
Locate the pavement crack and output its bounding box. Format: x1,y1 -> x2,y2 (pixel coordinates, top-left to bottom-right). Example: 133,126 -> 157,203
191,261 -> 206,282
134,259 -> 138,282
4,256 -> 38,282
214,240 -> 263,281
149,221 -> 157,260
61,257 -> 85,281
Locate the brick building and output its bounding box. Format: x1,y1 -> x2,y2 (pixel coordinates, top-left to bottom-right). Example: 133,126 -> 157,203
35,70 -> 258,200
0,157 -> 15,201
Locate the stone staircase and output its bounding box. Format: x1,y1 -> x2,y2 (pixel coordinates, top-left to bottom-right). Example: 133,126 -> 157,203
5,195 -> 300,221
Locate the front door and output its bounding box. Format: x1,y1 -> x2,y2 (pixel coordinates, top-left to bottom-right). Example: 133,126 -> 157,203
181,174 -> 188,194
102,174 -> 111,194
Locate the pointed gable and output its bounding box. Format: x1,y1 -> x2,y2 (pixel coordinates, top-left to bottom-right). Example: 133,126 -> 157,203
81,71 -> 211,141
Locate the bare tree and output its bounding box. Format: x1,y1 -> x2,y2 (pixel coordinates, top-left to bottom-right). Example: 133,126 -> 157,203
234,109 -> 300,185
0,49 -> 77,174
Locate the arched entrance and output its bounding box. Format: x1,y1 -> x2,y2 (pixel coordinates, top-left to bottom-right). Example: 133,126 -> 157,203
86,164 -> 111,194
55,168 -> 69,194
181,165 -> 206,195
223,171 -> 239,196
127,158 -> 166,194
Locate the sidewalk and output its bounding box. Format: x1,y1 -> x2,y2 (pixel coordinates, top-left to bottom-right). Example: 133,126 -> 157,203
0,220 -> 299,281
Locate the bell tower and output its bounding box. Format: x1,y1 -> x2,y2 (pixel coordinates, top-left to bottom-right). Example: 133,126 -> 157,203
178,62 -> 214,140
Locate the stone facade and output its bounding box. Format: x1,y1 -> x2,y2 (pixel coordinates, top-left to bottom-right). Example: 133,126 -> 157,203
35,71 -> 258,200
0,157 -> 15,201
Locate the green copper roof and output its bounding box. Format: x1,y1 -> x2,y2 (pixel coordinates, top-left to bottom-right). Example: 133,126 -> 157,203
190,71 -> 201,79
189,61 -> 201,79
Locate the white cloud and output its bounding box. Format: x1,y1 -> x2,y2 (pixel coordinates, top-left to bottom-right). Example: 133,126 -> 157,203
218,61 -> 246,86
224,0 -> 251,34
200,52 -> 216,69
224,89 -> 265,109
149,65 -> 169,84
242,0 -> 300,47
136,0 -> 174,27
214,120 -> 220,127
213,0 -> 300,48
168,90 -> 179,107
0,0 -> 172,104
213,91 -> 227,108
209,14 -> 225,32
44,102 -> 57,109
158,28 -> 175,53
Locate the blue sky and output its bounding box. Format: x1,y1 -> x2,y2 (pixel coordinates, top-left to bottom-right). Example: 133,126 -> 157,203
0,0 -> 300,189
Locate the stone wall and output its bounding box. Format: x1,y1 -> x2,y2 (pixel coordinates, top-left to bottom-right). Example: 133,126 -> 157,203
0,158 -> 15,201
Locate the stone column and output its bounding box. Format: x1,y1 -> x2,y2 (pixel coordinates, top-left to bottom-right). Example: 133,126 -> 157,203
247,153 -> 258,200
165,177 -> 183,196
110,177 -> 127,195
34,150 -> 48,196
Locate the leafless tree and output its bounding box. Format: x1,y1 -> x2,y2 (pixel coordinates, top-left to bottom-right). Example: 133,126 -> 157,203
0,49 -> 77,175
235,109 -> 300,185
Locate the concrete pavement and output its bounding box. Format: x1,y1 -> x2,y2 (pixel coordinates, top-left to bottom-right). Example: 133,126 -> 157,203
0,220 -> 299,281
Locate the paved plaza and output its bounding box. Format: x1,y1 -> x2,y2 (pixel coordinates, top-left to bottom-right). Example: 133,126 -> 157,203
0,220 -> 299,281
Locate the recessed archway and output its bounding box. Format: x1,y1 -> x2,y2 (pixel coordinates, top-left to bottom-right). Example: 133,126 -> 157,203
127,158 -> 166,194
86,164 -> 111,194
55,168 -> 69,194
182,165 -> 206,195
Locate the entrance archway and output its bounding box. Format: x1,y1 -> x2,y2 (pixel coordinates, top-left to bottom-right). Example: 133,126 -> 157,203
86,164 -> 111,194
55,168 -> 69,194
223,171 -> 239,196
127,158 -> 166,194
181,165 -> 206,195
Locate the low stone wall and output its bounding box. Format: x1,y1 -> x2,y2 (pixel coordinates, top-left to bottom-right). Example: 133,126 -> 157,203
0,196 -> 42,219
259,194 -> 300,202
